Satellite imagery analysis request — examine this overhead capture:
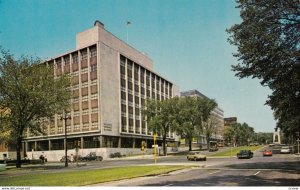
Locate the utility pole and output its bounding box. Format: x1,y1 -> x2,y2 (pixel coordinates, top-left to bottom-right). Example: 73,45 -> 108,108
61,111 -> 71,167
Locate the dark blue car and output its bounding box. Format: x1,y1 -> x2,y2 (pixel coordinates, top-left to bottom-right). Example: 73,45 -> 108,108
237,150 -> 253,159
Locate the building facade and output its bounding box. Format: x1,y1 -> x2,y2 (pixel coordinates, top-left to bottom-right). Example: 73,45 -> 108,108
180,89 -> 225,147
17,21 -> 179,161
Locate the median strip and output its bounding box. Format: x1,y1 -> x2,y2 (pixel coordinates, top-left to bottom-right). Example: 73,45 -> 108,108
0,165 -> 190,186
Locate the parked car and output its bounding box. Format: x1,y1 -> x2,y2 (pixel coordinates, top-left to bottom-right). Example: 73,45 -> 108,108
263,149 -> 273,156
81,152 -> 103,161
187,152 -> 206,161
60,156 -> 71,163
237,150 -> 253,159
280,146 -> 291,154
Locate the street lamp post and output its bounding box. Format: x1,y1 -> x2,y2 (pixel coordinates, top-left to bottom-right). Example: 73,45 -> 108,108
61,111 -> 71,167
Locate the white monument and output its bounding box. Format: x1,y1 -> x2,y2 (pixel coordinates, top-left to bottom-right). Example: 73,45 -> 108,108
273,127 -> 281,144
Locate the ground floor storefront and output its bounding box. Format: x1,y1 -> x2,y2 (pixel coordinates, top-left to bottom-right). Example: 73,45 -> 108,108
1,134 -> 178,161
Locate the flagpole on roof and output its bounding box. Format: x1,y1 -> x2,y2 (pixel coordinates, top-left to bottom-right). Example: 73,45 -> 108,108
126,21 -> 131,43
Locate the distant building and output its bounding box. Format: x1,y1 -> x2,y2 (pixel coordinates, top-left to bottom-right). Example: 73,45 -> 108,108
1,21 -> 180,160
180,89 -> 225,147
224,117 -> 237,126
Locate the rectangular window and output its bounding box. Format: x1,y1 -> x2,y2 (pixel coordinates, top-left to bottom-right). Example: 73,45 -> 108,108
135,107 -> 140,115
74,125 -> 80,131
120,65 -> 125,75
81,49 -> 88,60
73,111 -> 80,117
91,64 -> 97,72
57,127 -> 63,133
91,80 -> 97,85
128,94 -> 133,102
121,104 -> 126,112
56,58 -> 62,68
82,95 -> 88,101
81,68 -> 88,74
121,91 -> 126,100
120,55 -> 126,65
64,56 -> 70,65
90,46 -> 97,58
82,124 -> 89,131
66,125 -> 71,133
91,108 -> 99,113
72,54 -> 78,64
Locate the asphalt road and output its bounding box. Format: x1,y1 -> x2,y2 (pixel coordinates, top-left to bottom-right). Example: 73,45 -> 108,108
2,147 -> 300,186
95,150 -> 300,186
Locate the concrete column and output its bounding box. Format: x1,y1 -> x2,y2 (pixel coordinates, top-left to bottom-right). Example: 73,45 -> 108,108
34,141 -> 37,151
48,140 -> 51,151
99,136 -> 104,148
81,137 -> 84,149
132,138 -> 136,148
118,137 -> 121,148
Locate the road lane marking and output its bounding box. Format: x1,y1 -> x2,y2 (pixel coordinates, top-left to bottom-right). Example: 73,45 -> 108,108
254,171 -> 260,176
209,170 -> 220,175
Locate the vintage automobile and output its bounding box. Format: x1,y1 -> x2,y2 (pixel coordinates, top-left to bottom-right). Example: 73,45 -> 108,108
237,150 -> 253,159
187,152 -> 206,161
81,152 -> 103,161
280,146 -> 291,154
263,149 -> 273,156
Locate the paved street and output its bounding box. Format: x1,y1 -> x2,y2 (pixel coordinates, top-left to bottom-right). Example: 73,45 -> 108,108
94,150 -> 300,186
1,147 -> 299,186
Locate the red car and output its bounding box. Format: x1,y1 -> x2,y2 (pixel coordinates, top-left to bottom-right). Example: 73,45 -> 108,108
263,150 -> 273,156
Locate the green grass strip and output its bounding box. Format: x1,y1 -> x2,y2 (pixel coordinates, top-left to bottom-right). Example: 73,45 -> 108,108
210,145 -> 265,157
0,165 -> 189,186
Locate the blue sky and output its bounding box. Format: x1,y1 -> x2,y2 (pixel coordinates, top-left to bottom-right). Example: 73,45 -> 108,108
0,0 -> 276,132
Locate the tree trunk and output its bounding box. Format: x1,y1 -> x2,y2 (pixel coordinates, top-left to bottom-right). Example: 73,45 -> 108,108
207,135 -> 210,150
16,137 -> 22,168
188,139 -> 192,151
163,135 -> 167,156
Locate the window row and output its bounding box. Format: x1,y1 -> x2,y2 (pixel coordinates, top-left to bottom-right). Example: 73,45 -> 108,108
72,85 -> 98,98
49,122 -> 99,134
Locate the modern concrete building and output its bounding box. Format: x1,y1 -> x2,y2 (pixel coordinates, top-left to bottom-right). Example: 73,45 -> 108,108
16,21 -> 179,161
180,89 -> 225,147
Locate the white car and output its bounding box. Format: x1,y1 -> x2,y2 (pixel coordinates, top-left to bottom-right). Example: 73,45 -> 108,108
280,146 -> 291,154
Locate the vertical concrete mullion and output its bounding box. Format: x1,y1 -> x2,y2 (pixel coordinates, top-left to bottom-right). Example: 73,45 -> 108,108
125,58 -> 129,133
132,63 -> 136,134
48,140 -> 51,151
118,137 -> 121,148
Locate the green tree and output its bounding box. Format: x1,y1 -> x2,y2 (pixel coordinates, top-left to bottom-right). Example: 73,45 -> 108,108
177,96 -> 217,151
227,0 -> 300,135
255,132 -> 273,144
142,97 -> 179,156
237,123 -> 254,146
203,114 -> 221,149
224,122 -> 255,146
224,123 -> 238,146
0,49 -> 71,168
